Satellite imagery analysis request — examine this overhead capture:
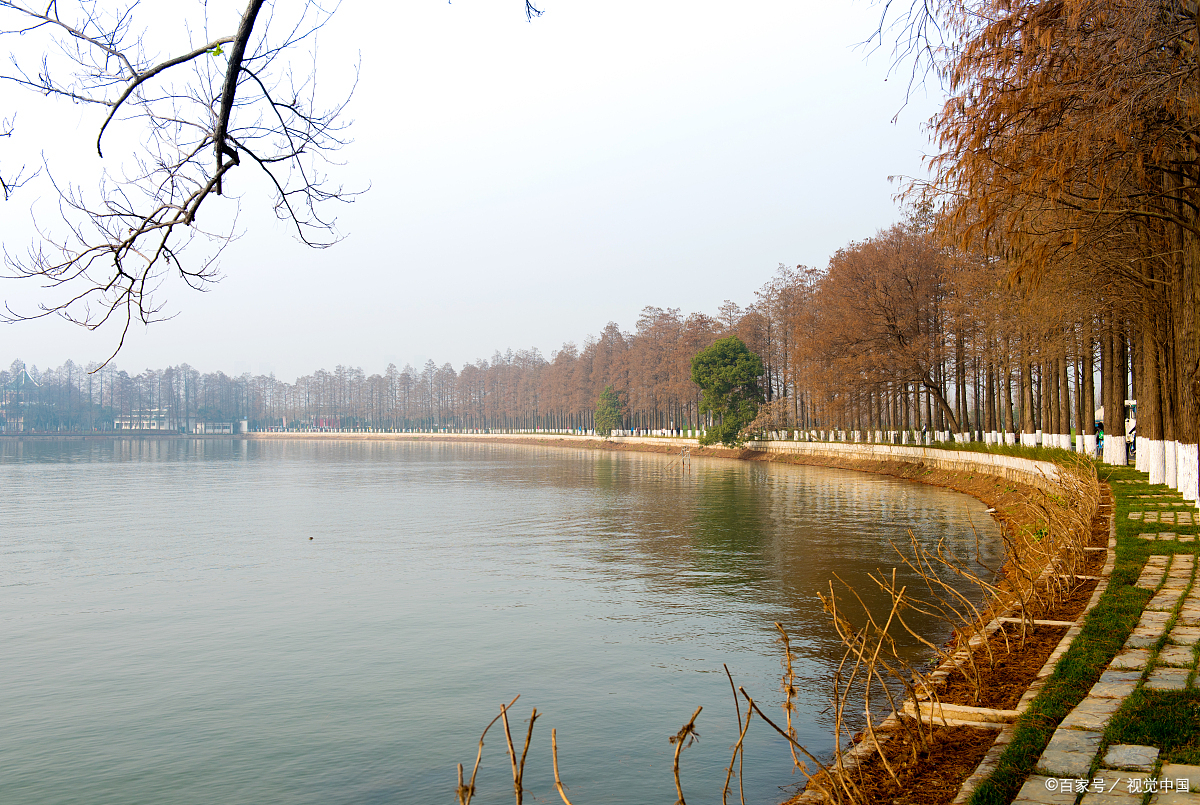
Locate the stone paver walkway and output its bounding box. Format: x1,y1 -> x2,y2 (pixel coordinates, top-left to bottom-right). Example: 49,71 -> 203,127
1128,507 -> 1196,544
1140,534 -> 1196,543
1129,511 -> 1196,527
1013,551 -> 1200,803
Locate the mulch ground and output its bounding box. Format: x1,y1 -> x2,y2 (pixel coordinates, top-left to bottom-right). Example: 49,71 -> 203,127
937,623 -> 1068,709
834,724 -> 998,805
1039,578 -> 1100,621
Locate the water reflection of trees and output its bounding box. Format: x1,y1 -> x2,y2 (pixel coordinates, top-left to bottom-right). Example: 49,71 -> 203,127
575,449 -> 1006,671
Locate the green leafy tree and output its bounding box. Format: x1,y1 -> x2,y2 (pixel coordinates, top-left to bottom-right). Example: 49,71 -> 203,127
690,336 -> 764,446
594,385 -> 623,436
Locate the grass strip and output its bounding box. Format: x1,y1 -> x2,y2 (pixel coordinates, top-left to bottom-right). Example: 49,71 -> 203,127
1106,689 -> 1200,765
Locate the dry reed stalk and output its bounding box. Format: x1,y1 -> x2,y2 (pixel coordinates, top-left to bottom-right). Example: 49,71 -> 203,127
500,703 -> 539,805
457,694 -> 521,805
669,706 -> 702,805
996,457 -> 1098,621
823,576 -> 928,782
818,591 -> 892,804
775,622 -> 802,770
895,530 -> 1016,696
737,689 -> 849,804
825,613 -> 870,804
720,701 -> 753,805
722,664 -> 749,805
885,536 -> 992,692
550,728 -> 575,805
872,561 -> 969,658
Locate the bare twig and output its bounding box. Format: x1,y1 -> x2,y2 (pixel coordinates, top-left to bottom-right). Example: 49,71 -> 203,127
668,706 -> 702,805
457,694 -> 521,805
550,728 -> 575,805
775,622 -> 801,770
721,664 -> 748,805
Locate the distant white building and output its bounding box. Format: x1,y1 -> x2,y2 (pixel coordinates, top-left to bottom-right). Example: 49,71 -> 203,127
113,409 -> 171,430
192,421 -> 234,434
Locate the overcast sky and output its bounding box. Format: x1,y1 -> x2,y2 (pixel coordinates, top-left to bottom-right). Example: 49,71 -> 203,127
2,0 -> 943,380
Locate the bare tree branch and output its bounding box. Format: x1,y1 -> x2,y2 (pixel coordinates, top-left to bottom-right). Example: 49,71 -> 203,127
1,0 -> 547,366
0,113 -> 37,200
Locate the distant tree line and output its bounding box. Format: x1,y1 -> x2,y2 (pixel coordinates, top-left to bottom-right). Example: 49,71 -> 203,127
0,308 -> 728,433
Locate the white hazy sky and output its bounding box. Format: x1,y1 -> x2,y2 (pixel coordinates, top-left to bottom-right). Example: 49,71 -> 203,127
2,0 -> 943,380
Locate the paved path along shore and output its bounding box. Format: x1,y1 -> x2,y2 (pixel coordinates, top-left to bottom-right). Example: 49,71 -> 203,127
1010,475 -> 1200,805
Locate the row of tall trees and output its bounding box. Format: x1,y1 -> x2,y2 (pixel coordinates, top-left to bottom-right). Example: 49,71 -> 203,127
746,216 -> 1110,448
911,0 -> 1200,499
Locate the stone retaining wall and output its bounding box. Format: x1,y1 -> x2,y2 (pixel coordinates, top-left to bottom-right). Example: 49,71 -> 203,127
747,440 -> 1063,494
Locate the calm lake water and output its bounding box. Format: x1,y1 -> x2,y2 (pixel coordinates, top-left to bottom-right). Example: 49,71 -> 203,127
0,439 -> 1002,805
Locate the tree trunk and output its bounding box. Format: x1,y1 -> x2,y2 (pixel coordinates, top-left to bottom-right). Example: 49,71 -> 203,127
1021,358 -> 1035,444
1174,236 -> 1200,503
1058,351 -> 1070,450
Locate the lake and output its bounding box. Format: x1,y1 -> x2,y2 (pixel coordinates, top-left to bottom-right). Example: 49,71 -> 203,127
0,438 -> 1002,804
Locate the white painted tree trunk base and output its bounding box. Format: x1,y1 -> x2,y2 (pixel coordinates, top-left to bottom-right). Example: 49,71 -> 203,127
1104,435 -> 1128,466
1135,437 -> 1146,471
1084,434 -> 1098,456
1166,441 -> 1178,489
1020,433 -> 1037,447
1177,443 -> 1198,503
1145,439 -> 1166,486
1005,432 -> 1016,446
